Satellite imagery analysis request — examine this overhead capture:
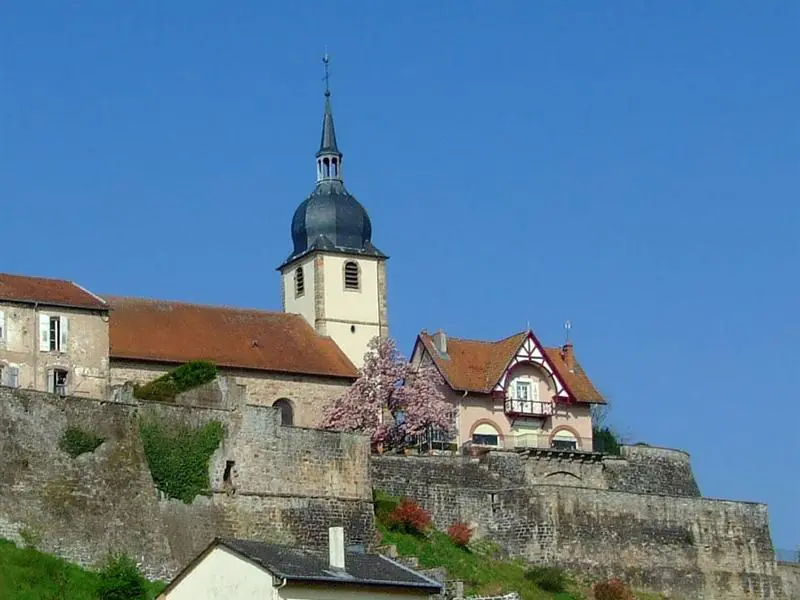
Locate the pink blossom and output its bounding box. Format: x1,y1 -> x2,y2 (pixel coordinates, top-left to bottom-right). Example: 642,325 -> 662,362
320,336 -> 456,449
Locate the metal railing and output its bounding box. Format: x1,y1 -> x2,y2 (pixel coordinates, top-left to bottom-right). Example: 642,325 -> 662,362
775,548 -> 800,563
504,398 -> 555,417
402,429 -> 620,456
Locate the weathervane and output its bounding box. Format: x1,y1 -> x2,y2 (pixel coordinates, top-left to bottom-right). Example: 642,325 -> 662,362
322,50 -> 331,97
564,320 -> 572,344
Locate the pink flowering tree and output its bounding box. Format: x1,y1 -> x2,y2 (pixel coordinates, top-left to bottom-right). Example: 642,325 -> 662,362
320,336 -> 456,450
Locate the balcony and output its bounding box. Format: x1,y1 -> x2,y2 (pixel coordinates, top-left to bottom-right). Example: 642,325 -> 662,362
504,398 -> 554,417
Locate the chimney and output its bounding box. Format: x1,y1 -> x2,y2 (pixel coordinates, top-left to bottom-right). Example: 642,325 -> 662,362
561,342 -> 575,372
432,329 -> 447,355
328,526 -> 345,570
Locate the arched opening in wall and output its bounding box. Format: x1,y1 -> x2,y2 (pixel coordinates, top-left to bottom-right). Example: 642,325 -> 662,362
323,157 -> 331,177
543,470 -> 582,486
344,261 -> 360,290
294,266 -> 305,297
331,157 -> 338,177
471,422 -> 500,448
550,428 -> 579,451
273,398 -> 294,426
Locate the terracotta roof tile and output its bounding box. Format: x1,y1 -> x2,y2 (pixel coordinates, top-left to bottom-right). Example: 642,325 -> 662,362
0,272 -> 107,310
419,330 -> 605,404
106,296 -> 358,379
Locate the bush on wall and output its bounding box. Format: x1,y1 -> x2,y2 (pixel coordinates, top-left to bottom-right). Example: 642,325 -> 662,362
133,361 -> 218,403
58,427 -> 104,458
138,416 -> 224,503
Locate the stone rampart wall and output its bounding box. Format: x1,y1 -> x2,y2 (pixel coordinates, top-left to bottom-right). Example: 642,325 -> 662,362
371,455 -> 784,600
0,385 -> 375,578
778,563 -> 800,600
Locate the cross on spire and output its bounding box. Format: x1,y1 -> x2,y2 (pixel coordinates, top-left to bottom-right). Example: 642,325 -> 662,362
322,51 -> 331,97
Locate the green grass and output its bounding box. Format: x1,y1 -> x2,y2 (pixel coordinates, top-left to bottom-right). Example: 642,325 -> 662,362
377,524 -> 583,600
0,539 -> 165,599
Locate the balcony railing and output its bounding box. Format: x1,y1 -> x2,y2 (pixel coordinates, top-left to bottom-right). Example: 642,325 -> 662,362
504,398 -> 554,417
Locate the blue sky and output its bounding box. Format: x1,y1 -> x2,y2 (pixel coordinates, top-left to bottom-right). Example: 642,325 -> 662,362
2,2 -> 798,548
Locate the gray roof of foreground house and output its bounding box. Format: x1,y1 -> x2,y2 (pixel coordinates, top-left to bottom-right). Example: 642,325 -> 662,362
217,538 -> 442,591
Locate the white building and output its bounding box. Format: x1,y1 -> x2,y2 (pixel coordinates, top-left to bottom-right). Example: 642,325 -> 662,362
158,527 -> 442,600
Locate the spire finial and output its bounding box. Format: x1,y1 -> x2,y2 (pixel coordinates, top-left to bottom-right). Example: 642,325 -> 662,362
322,50 -> 331,97
564,320 -> 572,345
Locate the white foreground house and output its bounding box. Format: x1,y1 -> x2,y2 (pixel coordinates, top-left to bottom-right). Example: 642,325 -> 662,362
158,527 -> 442,600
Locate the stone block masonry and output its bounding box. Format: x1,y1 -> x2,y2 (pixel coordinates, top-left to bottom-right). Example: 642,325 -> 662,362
0,385 -> 375,578
371,454 -> 786,600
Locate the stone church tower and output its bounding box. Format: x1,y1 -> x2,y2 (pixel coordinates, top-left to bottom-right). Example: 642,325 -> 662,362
279,77 -> 388,368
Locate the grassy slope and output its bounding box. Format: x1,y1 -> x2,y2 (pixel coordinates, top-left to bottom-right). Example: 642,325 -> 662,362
378,525 -> 668,600
378,524 -> 582,600
0,539 -> 165,600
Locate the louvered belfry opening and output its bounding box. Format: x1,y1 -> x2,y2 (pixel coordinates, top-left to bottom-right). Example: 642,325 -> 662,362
344,261 -> 359,290
295,266 -> 305,297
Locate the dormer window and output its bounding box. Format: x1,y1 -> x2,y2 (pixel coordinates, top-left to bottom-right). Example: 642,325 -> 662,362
344,261 -> 360,290
515,381 -> 531,401
294,267 -> 305,297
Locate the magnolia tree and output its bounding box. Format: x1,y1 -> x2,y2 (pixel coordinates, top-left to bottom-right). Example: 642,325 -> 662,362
320,336 -> 456,449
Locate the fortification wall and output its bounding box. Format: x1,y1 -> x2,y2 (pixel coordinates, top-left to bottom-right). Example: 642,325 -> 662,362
371,455 -> 784,600
0,385 -> 375,578
778,563 -> 800,600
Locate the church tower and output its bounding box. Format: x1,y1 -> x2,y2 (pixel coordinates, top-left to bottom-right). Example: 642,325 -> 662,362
279,57 -> 388,367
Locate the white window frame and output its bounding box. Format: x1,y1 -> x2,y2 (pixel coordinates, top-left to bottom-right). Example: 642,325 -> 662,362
48,368 -> 69,396
39,314 -> 68,353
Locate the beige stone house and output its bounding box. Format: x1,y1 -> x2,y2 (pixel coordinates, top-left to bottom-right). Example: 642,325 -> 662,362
411,329 -> 606,452
0,273 -> 109,399
158,527 -> 441,600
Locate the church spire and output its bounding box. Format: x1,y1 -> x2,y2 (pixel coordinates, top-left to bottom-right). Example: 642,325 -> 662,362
316,53 -> 343,182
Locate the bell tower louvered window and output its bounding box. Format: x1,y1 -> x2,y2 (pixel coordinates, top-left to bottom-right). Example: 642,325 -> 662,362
344,261 -> 360,290
294,267 -> 305,297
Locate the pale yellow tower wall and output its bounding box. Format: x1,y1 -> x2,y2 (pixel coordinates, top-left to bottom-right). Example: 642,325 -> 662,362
280,254 -> 317,328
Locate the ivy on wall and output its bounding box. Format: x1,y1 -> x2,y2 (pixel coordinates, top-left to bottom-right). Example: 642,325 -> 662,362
133,361 -> 218,403
138,416 -> 225,503
58,427 -> 104,458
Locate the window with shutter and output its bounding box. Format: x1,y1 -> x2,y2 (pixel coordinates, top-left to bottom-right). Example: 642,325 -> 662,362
39,314 -> 50,352
343,261 -> 360,290
7,366 -> 18,388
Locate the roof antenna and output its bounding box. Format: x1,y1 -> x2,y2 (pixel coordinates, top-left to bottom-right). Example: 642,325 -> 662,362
564,320 -> 572,345
322,48 -> 331,97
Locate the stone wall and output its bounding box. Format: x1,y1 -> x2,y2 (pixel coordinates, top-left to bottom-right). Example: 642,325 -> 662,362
778,563 -> 800,600
0,385 -> 374,578
604,444 -> 701,497
371,454 -> 785,600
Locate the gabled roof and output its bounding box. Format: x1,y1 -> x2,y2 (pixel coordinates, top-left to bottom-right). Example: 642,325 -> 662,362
106,296 -> 358,379
0,272 -> 108,311
163,538 -> 442,594
417,330 -> 605,404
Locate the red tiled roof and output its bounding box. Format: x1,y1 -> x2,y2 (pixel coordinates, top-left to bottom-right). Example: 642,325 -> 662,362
0,272 -> 107,310
418,330 -> 606,404
106,296 -> 358,379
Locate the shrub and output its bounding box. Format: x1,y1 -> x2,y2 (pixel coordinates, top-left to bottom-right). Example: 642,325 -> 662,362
525,565 -> 567,593
96,553 -> 147,600
133,361 -> 217,403
446,521 -> 473,547
373,489 -> 401,524
139,416 -> 225,503
58,427 -> 104,458
386,498 -> 432,535
593,426 -> 621,455
592,577 -> 635,600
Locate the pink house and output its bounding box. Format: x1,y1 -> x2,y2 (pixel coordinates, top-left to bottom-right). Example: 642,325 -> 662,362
410,329 -> 606,452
